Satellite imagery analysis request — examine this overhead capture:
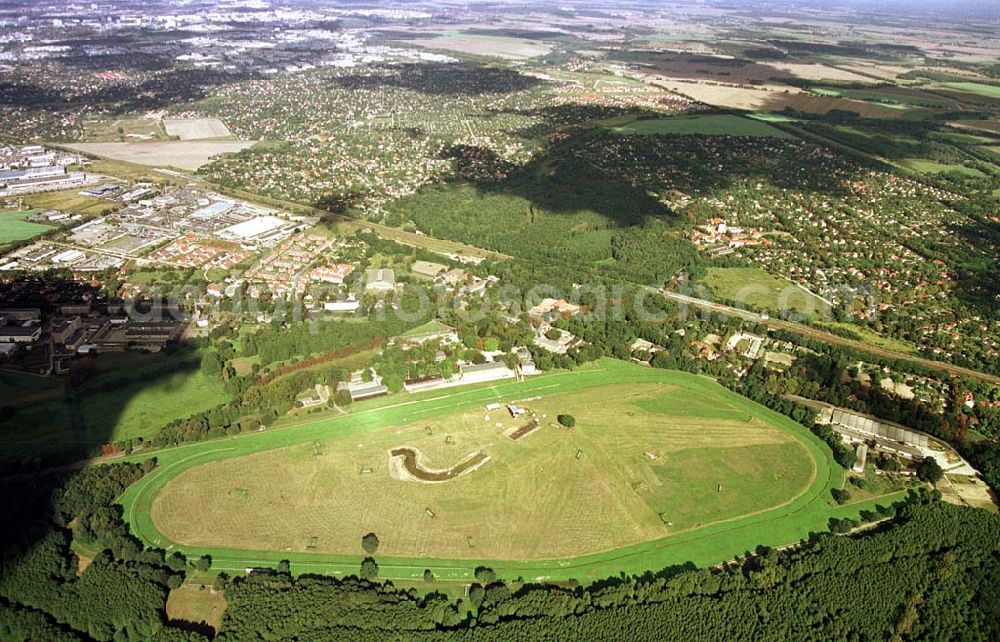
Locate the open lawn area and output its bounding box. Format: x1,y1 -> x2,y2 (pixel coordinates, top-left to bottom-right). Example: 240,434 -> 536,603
609,115 -> 794,138
0,355 -> 228,467
150,380 -> 814,560
231,356 -> 261,377
80,370 -> 228,443
900,158 -> 985,176
166,583 -> 227,635
703,267 -> 831,318
23,189 -> 117,216
119,359 -> 900,582
0,210 -> 52,244
0,370 -> 63,407
400,319 -> 455,338
816,321 -> 919,355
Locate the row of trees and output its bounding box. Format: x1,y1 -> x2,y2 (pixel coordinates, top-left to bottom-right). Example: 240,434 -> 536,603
208,497 -> 999,641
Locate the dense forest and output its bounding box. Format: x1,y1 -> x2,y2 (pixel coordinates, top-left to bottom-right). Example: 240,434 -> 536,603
217,498 -> 1000,641
397,135 -> 707,287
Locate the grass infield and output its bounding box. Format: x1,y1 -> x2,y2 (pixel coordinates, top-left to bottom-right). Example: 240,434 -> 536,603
118,359 -> 902,582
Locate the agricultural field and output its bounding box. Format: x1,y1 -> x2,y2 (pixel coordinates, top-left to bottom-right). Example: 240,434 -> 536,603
938,82 -> 1000,99
656,79 -> 927,119
612,52 -> 867,85
65,141 -> 256,171
763,62 -> 876,83
119,360 -> 898,582
0,209 -> 53,244
809,86 -> 963,110
948,120 -> 1000,135
401,32 -> 553,60
747,113 -> 801,123
703,267 -> 830,318
608,115 -> 793,138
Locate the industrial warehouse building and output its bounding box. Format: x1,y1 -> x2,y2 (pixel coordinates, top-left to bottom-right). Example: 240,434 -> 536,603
829,408 -> 930,449
460,361 -> 516,384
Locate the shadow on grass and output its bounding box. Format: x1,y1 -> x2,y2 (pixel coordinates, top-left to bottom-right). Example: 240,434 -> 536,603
0,276 -> 226,637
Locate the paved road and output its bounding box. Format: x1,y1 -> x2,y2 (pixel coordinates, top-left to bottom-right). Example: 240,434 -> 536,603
657,289 -> 1000,385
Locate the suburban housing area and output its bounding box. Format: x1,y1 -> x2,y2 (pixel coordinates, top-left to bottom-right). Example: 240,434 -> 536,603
0,1 -> 998,641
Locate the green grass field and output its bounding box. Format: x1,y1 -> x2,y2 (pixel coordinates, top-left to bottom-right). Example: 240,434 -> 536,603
703,267 -> 831,318
816,321 -> 919,355
23,189 -> 116,216
80,370 -> 228,443
0,210 -> 52,244
811,86 -> 962,109
934,131 -> 995,145
149,381 -> 814,560
609,115 -> 794,138
84,349 -> 210,381
118,359 -> 904,582
939,82 -> 1000,99
900,158 -> 985,176
747,113 -> 801,123
400,319 -> 455,338
0,356 -> 228,466
0,371 -> 64,413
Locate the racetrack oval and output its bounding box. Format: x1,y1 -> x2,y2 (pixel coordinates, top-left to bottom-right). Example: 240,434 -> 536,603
146,376 -> 822,562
